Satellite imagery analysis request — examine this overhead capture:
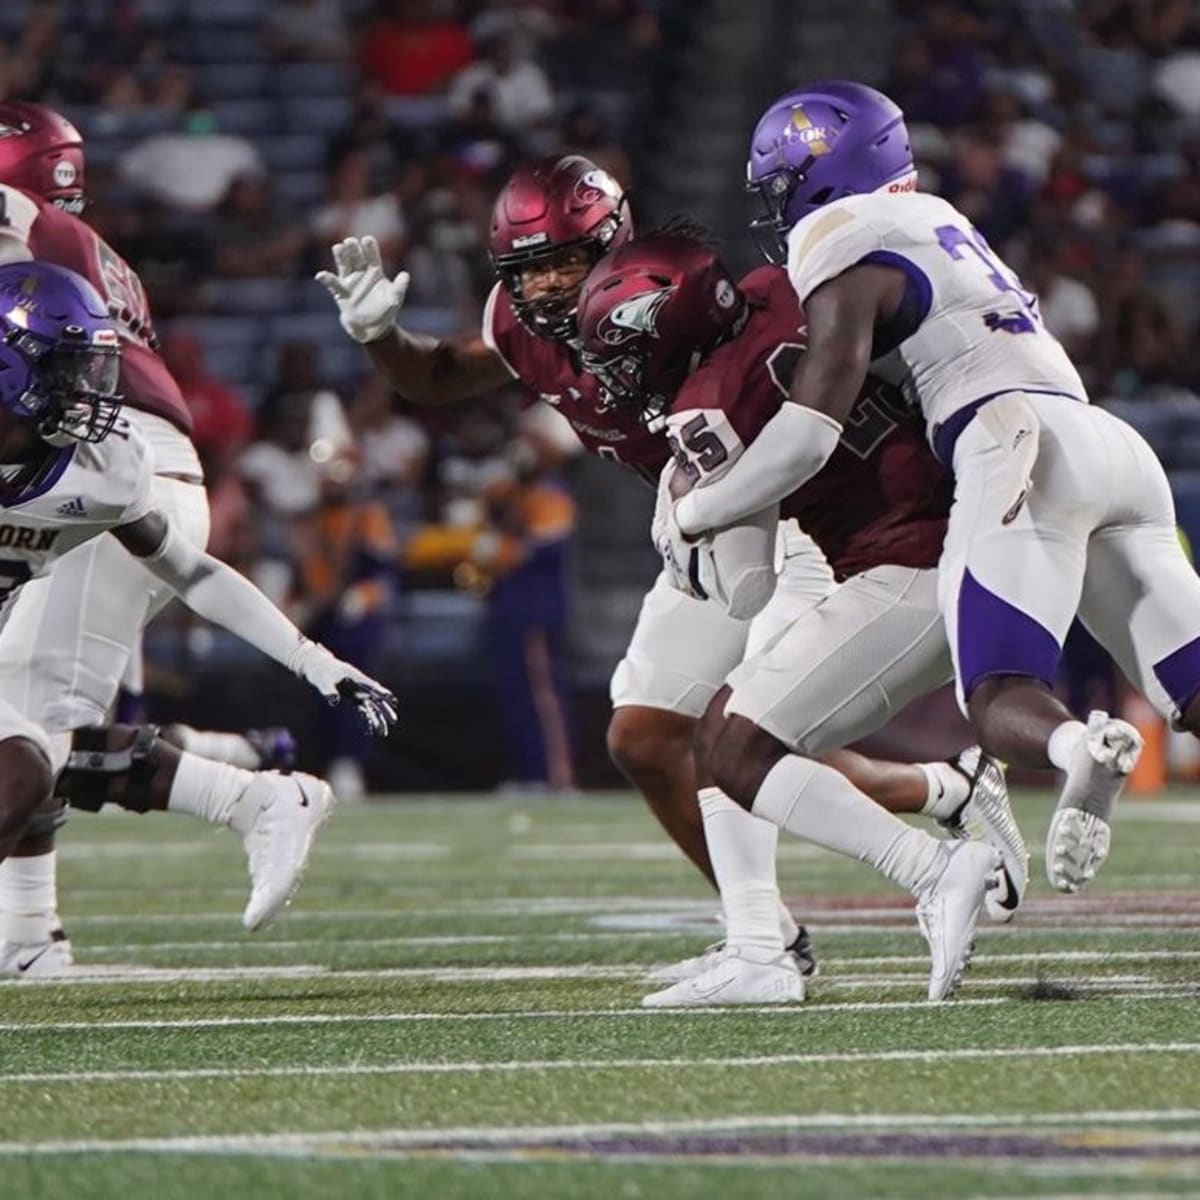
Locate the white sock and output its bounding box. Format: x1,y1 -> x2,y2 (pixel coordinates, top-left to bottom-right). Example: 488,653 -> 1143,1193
167,753 -> 254,826
919,761 -> 970,819
169,725 -> 262,770
0,852 -> 59,944
1048,720 -> 1087,770
752,755 -> 945,896
698,787 -> 785,955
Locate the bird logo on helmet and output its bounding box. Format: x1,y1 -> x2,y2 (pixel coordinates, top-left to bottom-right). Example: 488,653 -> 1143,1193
0,261 -> 123,445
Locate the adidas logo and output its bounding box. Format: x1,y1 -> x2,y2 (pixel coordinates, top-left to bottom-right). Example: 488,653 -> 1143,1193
55,496 -> 87,517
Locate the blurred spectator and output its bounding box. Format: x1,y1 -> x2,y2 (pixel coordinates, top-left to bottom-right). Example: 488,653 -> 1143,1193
160,331 -> 254,468
208,173 -> 311,278
347,375 -> 430,498
312,146 -> 407,267
447,26 -> 555,136
1022,238 -> 1101,366
290,447 -> 398,800
560,102 -> 631,186
440,86 -> 520,183
240,390 -> 323,520
482,443 -> 576,791
939,132 -> 1032,245
120,102 -> 263,213
358,0 -> 475,96
1094,249 -> 1189,392
263,0 -> 352,62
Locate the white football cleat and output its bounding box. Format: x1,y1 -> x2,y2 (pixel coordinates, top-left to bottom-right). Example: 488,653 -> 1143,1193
228,771 -> 335,931
941,747 -> 1028,923
0,929 -> 73,977
916,841 -> 999,1002
1046,711 -> 1142,894
642,947 -> 804,1008
646,926 -> 818,985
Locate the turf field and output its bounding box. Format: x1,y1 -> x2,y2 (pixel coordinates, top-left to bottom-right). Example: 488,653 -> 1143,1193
3,791 -> 1199,1199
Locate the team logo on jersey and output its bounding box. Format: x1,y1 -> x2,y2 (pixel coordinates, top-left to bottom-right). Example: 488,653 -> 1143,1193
597,286 -> 675,345
786,106 -> 832,156
52,160 -> 77,187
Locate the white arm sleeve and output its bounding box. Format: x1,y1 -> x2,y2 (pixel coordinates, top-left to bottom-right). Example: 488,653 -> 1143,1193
137,516 -> 307,670
0,184 -> 38,263
674,403 -> 842,536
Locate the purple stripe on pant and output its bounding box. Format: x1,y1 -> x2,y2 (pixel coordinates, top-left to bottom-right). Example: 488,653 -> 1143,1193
1153,636 -> 1200,716
956,568 -> 1062,697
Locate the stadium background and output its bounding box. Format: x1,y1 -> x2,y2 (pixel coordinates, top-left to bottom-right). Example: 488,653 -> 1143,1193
3,0 -> 1199,792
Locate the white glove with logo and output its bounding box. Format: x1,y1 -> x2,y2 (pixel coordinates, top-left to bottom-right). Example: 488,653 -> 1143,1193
287,638 -> 399,737
651,463 -> 705,600
314,235 -> 410,344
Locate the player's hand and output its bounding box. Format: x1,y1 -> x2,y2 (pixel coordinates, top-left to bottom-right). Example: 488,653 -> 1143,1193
287,639 -> 398,736
651,466 -> 706,601
315,235 -> 409,344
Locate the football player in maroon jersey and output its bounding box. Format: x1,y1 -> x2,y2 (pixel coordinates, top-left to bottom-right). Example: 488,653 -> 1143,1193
0,102 -> 330,974
576,231 -> 1026,1005
318,156 -> 1014,993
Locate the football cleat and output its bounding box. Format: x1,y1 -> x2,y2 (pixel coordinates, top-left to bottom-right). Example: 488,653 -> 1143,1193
646,924 -> 818,985
228,771 -> 334,931
916,841 -> 999,1002
940,747 -> 1028,922
0,927 -> 73,977
1046,711 -> 1142,893
642,946 -> 804,1008
245,727 -> 297,772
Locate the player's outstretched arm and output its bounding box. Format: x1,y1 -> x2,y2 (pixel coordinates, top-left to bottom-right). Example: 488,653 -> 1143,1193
315,235 -> 511,405
111,513 -> 398,737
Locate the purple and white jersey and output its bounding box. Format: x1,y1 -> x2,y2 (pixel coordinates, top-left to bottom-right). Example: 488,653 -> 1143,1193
784,191 -> 1086,454
0,417 -> 152,613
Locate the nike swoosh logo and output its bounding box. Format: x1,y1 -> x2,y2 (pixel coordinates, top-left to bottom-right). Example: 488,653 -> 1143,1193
294,781 -> 309,809
935,780 -> 945,801
16,945 -> 52,973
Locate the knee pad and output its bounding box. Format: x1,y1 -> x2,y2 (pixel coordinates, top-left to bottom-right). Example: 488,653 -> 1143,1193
56,725 -> 160,814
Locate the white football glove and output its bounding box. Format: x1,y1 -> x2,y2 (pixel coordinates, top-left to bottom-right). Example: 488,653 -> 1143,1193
314,235 -> 410,344
651,464 -> 705,600
287,639 -> 398,737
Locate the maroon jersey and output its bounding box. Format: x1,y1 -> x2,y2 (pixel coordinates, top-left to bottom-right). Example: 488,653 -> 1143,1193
667,267 -> 950,579
0,184 -> 193,435
482,282 -> 668,481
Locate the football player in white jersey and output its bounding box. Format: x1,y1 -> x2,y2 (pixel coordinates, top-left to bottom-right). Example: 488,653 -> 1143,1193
658,79 -> 1200,896
0,260 -> 396,966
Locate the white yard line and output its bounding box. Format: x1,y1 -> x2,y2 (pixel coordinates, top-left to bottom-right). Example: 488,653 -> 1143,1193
5,988 -> 1198,1034
1,1108 -> 1198,1157
3,1042 -> 1198,1087
0,997 -> 1016,1034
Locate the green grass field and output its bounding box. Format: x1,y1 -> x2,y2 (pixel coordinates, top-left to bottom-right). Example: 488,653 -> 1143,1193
3,790 -> 1199,1199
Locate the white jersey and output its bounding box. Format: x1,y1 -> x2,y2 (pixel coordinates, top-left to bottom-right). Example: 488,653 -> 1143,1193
785,191 -> 1086,449
0,417 -> 153,613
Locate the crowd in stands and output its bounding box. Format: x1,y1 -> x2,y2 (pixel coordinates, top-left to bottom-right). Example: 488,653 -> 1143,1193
887,0 -> 1200,463
0,0 -> 659,790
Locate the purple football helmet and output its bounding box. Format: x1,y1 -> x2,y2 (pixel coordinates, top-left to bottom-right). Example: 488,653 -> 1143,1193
747,80 -> 913,261
0,261 -> 122,444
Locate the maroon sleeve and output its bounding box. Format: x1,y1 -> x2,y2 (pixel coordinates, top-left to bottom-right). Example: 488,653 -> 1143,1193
480,281 -> 521,379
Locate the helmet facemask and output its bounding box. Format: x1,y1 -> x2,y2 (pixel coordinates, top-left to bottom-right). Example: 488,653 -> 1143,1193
495,239 -> 604,343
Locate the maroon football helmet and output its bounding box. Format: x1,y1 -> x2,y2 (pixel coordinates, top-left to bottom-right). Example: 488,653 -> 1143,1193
0,101 -> 85,214
489,154 -> 632,341
576,233 -> 746,428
